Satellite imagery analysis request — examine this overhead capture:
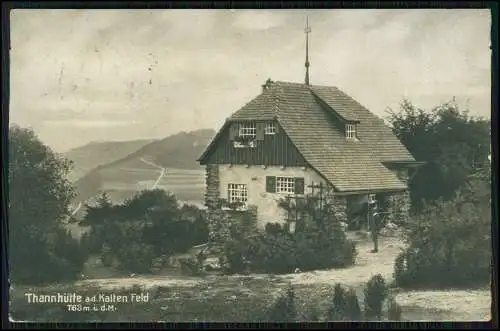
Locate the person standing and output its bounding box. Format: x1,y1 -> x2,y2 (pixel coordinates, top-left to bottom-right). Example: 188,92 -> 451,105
369,203 -> 381,253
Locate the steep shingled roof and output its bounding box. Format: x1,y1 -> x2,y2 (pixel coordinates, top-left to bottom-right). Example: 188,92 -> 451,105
217,81 -> 415,192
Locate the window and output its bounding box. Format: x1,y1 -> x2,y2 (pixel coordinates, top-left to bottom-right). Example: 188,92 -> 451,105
239,124 -> 256,138
276,177 -> 295,194
264,122 -> 276,135
267,176 -> 305,194
228,184 -> 248,206
345,123 -> 357,140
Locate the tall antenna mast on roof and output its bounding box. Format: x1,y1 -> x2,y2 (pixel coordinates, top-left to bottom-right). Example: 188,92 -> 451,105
304,16 -> 311,86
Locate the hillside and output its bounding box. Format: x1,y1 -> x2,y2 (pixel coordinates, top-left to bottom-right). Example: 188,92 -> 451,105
73,129 -> 215,205
65,139 -> 155,181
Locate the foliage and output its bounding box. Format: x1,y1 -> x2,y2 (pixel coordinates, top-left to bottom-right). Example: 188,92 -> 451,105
327,283 -> 347,320
179,256 -> 206,277
363,274 -> 389,320
220,185 -> 357,275
8,125 -> 84,284
267,286 -> 297,322
394,173 -> 491,289
387,296 -> 403,321
387,99 -> 490,212
80,189 -> 209,274
326,284 -> 363,321
344,288 -> 363,321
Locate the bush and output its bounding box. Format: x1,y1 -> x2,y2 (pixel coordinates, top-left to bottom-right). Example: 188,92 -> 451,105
51,227 -> 88,277
364,274 -> 388,320
99,244 -> 114,267
327,283 -> 347,320
267,286 -> 297,322
393,177 -> 491,289
221,220 -> 357,275
344,288 -> 362,321
326,284 -> 362,321
114,242 -> 156,274
387,296 -> 403,321
179,256 -> 205,276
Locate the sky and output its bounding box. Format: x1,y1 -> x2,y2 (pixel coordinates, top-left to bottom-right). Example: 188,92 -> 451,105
9,9 -> 491,152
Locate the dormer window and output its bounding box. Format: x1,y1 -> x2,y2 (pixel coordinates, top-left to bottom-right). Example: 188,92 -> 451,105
239,123 -> 256,138
345,123 -> 357,140
264,122 -> 276,135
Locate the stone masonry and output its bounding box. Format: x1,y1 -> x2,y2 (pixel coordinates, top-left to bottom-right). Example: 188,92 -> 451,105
204,164 -> 229,243
389,168 -> 411,224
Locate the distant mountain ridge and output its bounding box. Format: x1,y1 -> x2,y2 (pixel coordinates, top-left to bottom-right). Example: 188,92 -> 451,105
65,139 -> 155,181
70,128 -> 215,203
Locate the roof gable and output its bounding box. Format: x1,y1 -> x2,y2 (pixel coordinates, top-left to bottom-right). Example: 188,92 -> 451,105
201,80 -> 417,192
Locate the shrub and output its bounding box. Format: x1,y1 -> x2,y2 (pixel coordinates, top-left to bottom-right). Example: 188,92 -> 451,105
393,177 -> 491,289
52,228 -> 88,274
387,296 -> 403,321
363,274 -> 388,320
179,256 -> 205,276
221,238 -> 249,274
221,219 -> 357,275
344,288 -> 362,321
267,286 -> 297,322
327,283 -> 347,320
326,284 -> 362,321
114,242 -> 156,274
149,255 -> 168,274
100,244 -> 114,267
251,230 -> 297,274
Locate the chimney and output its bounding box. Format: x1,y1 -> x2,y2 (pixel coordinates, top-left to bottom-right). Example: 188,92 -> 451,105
261,78 -> 273,92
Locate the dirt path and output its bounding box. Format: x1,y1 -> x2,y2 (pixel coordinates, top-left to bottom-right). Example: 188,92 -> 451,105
75,234 -> 491,321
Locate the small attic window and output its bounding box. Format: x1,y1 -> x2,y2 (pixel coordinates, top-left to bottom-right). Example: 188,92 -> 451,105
345,123 -> 357,140
264,122 -> 276,135
239,123 -> 256,138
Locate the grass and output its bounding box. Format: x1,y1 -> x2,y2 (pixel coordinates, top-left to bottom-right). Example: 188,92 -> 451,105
9,234 -> 492,322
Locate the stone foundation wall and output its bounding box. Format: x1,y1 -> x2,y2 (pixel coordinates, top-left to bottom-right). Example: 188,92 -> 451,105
205,164 -> 220,210
383,191 -> 410,224
386,167 -> 411,224
332,196 -> 348,223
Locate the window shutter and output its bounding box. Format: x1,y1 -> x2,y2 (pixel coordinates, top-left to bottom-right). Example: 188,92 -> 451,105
295,177 -> 305,194
229,123 -> 239,140
256,122 -> 265,141
266,176 -> 276,193
274,122 -> 280,134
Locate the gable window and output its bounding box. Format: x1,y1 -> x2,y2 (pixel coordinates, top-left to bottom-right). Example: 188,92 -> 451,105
345,123 -> 357,140
266,176 -> 305,195
228,184 -> 248,206
239,124 -> 256,138
264,122 -> 276,135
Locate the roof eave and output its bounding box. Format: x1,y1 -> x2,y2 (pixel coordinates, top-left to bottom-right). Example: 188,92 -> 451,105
334,187 -> 408,196
197,120 -> 230,163
382,160 -> 427,168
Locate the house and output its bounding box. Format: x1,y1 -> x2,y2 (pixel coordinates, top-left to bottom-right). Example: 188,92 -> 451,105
197,79 -> 423,229
197,19 -> 422,232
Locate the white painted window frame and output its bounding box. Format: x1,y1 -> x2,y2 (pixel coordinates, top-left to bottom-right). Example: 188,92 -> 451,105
264,122 -> 276,135
227,183 -> 249,208
345,123 -> 357,140
276,176 -> 295,194
239,124 -> 257,138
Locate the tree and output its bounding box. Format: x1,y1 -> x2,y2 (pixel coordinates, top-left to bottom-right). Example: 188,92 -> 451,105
80,188 -> 209,274
387,99 -> 490,212
393,173 -> 491,288
8,125 -> 83,284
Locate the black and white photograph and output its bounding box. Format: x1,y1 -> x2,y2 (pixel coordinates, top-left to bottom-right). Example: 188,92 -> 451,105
6,8 -> 493,323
